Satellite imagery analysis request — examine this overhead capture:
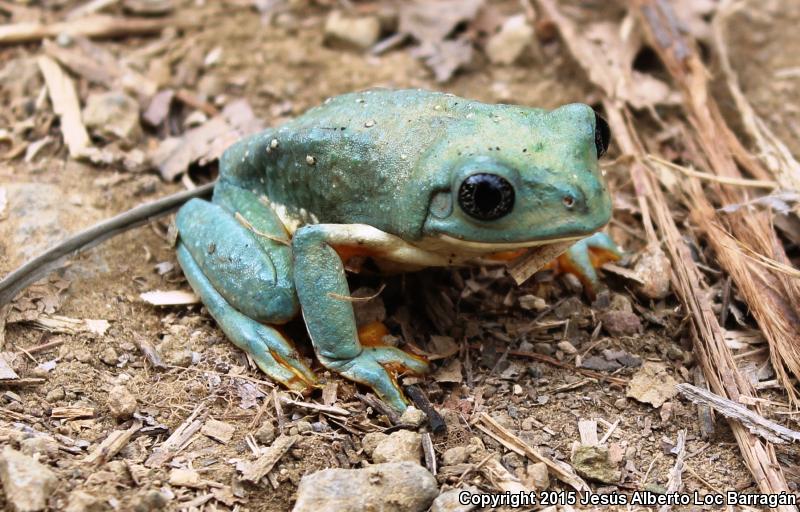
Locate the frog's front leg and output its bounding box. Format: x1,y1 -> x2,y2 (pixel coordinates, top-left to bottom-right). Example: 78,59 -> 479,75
556,232 -> 622,298
175,182 -> 317,391
292,224 -> 431,410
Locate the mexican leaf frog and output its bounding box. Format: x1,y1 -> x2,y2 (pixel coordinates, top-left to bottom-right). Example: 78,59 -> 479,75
175,89 -> 619,410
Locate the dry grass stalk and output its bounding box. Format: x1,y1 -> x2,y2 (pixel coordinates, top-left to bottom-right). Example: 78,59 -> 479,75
631,0 -> 800,404
0,15 -> 171,45
537,0 -> 795,504
477,413 -> 590,492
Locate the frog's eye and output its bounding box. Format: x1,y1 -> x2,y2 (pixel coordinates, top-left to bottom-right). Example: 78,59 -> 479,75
594,112 -> 610,158
458,173 -> 515,221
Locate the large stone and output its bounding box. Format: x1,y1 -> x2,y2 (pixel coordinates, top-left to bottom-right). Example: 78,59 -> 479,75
324,11 -> 381,51
82,91 -> 143,145
0,447 -> 58,511
485,15 -> 534,65
372,429 -> 421,463
293,462 -> 438,512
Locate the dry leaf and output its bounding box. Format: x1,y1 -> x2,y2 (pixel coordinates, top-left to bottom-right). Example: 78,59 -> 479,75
626,362 -> 678,408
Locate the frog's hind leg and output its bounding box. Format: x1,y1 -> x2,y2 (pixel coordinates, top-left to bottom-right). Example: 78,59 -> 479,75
175,189 -> 317,391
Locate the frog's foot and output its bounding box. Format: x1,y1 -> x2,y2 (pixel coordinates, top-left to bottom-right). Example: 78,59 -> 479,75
553,232 -> 622,299
320,345 -> 428,411
176,194 -> 318,392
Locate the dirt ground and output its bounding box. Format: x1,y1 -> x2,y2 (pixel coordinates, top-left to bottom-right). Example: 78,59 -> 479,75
1,1 -> 799,511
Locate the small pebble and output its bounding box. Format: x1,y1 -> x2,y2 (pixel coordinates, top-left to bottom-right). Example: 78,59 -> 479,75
100,347 -> 119,366
399,406 -> 425,427
45,387 -> 65,403
442,446 -> 468,466
524,462 -> 549,490
361,432 -> 388,457
254,422 -> 276,445
74,349 -> 92,363
107,385 -> 137,419
372,430 -> 421,463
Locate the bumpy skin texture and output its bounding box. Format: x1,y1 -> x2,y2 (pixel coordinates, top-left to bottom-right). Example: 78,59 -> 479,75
176,89 -> 617,410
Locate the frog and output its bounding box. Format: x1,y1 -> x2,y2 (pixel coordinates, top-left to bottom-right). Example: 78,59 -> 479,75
174,89 -> 620,411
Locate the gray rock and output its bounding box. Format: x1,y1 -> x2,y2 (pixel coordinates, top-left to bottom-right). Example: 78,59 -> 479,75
399,405 -> 425,427
19,437 -> 59,460
431,486 -> 482,512
372,429 -> 421,463
130,490 -> 168,512
0,447 -> 58,511
324,11 -> 381,51
579,355 -> 622,372
292,462 -> 438,512
65,490 -> 105,512
254,422 -> 276,445
45,387 -> 65,403
442,446 -> 469,466
107,385 -> 137,419
600,310 -> 642,337
523,462 -> 549,490
100,347 -> 119,366
82,91 -> 142,145
361,432 -> 387,457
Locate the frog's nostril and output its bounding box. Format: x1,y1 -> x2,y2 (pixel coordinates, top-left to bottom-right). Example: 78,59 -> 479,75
562,195 -> 575,208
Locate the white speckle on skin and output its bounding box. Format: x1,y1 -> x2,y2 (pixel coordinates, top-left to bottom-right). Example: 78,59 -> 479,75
270,138 -> 279,149
306,155 -> 316,166
364,119 -> 376,128
434,105 -> 442,111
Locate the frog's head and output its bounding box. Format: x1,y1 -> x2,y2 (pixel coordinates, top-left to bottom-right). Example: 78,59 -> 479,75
421,102 -> 612,254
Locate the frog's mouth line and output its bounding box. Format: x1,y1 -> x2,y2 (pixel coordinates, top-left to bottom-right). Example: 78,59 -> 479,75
433,233 -> 587,252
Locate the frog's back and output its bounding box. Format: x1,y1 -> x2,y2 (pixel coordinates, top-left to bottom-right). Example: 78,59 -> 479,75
217,89 -> 547,239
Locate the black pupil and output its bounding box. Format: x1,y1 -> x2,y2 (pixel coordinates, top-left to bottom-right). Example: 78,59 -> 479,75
594,112 -> 610,158
458,173 -> 514,220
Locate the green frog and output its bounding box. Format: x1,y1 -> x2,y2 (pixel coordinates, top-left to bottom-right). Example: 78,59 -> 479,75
175,89 -> 619,410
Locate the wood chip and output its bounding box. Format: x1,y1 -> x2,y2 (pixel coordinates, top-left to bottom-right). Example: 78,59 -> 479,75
201,418 -> 235,444
507,241 -> 573,285
477,413 -> 589,492
85,420 -> 142,465
145,404 -> 204,467
421,432 -> 436,476
51,406 -> 95,420
660,429 -> 686,512
169,468 -> 204,489
143,89 -> 175,126
37,56 -> 90,158
237,434 -> 297,483
577,419 -> 598,446
151,99 -> 263,180
30,315 -> 109,335
140,290 -> 199,306
677,383 -> 800,444
280,397 -> 349,417
0,353 -> 19,380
